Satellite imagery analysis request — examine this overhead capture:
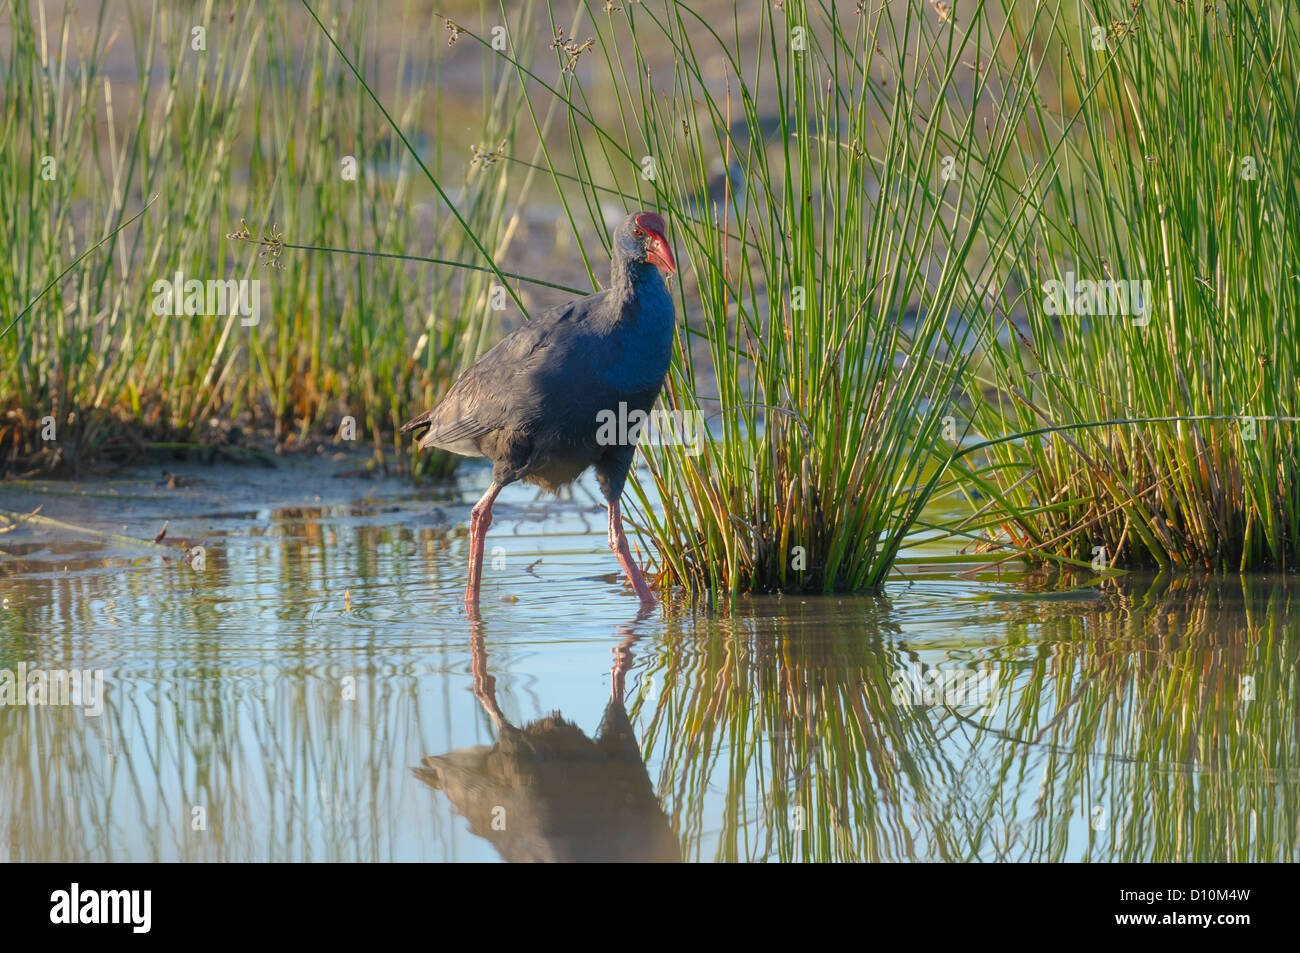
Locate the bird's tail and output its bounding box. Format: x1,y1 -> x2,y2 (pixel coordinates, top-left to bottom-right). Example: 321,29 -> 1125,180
399,408 -> 436,438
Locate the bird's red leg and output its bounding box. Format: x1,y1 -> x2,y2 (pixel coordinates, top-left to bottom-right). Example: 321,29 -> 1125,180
608,499 -> 655,605
465,481 -> 503,607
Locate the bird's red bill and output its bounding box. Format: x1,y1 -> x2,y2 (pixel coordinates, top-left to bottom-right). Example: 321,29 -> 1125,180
635,212 -> 677,275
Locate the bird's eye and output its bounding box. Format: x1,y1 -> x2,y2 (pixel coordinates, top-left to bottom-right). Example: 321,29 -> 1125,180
633,226 -> 643,236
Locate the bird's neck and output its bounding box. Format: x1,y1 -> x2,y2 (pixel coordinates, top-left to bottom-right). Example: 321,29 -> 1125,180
597,257 -> 675,393
609,257 -> 667,303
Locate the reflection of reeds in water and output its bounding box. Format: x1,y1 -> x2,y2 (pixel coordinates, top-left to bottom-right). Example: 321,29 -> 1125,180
414,617 -> 680,862
0,654 -> 445,861
4,490 -> 1295,861
1008,575 -> 1300,862
638,598 -> 948,862
0,506 -> 465,861
638,577 -> 1299,861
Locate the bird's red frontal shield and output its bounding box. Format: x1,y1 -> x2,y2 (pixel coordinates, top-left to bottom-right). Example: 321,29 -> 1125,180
635,212 -> 677,275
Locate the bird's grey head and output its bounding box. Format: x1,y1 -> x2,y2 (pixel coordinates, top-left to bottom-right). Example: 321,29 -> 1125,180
613,211 -> 677,276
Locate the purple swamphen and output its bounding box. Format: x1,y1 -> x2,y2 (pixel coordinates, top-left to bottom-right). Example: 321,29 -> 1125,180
401,211 -> 678,607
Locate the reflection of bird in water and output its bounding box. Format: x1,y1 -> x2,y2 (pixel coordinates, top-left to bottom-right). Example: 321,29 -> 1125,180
413,609 -> 679,862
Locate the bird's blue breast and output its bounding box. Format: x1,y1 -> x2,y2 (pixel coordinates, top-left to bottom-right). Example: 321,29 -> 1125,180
596,279 -> 674,394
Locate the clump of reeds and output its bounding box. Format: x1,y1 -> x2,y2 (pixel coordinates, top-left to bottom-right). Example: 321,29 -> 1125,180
0,0 -> 521,474
454,0 -> 1060,599
965,0 -> 1300,571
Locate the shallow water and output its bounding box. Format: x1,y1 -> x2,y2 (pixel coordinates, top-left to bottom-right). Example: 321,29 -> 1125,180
1,461 -> 1296,862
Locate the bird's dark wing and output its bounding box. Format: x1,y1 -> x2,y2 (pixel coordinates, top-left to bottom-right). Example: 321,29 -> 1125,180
400,293 -> 603,456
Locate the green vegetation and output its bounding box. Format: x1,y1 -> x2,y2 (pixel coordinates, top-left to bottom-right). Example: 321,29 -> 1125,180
1,0 -> 521,474
463,0 -> 1058,597
962,0 -> 1300,572
5,0 -> 1299,590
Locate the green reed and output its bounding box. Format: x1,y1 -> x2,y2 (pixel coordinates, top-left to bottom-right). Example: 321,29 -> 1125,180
965,0 -> 1300,571
0,0 -> 519,475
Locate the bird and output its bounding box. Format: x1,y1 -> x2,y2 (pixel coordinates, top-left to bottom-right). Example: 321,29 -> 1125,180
401,211 -> 678,607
